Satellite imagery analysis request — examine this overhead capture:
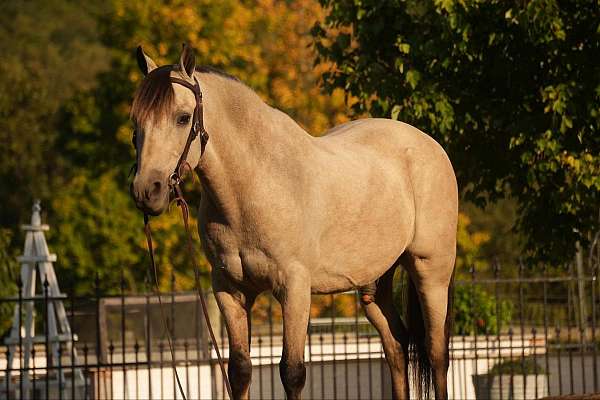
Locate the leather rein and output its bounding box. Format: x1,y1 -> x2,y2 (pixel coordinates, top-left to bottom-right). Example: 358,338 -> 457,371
140,75 -> 233,400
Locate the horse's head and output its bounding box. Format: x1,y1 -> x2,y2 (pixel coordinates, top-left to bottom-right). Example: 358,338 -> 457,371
130,45 -> 202,215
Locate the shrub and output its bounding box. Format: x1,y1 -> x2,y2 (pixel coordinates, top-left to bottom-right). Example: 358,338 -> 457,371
453,285 -> 513,335
490,357 -> 545,375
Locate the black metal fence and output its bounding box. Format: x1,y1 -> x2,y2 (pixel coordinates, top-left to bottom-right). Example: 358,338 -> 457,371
1,259 -> 599,399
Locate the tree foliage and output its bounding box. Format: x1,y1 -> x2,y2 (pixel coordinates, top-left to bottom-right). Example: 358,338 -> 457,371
456,212 -> 491,273
0,229 -> 18,334
0,0 -> 109,228
453,285 -> 513,335
314,0 -> 600,262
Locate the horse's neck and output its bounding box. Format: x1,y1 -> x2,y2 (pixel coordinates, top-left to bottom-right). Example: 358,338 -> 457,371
196,74 -> 314,222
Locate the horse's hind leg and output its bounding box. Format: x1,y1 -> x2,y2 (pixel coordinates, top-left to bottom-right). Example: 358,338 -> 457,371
360,265 -> 410,399
404,253 -> 454,400
212,273 -> 256,400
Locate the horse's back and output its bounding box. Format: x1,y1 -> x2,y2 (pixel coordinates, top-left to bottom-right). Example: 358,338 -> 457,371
318,118 -> 458,260
320,118 -> 447,159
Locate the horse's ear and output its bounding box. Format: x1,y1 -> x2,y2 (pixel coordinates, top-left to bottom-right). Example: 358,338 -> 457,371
136,46 -> 158,76
179,43 -> 196,79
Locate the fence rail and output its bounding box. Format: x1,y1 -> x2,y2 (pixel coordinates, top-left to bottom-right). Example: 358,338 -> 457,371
1,262 -> 599,399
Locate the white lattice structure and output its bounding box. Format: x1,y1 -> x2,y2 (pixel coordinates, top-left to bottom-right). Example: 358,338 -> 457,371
4,201 -> 83,398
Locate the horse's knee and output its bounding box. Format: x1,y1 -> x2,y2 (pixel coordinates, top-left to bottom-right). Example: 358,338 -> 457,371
279,359 -> 306,395
229,349 -> 252,394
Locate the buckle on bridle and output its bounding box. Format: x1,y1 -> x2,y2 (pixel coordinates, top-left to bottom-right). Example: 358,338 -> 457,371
200,129 -> 208,142
168,172 -> 181,189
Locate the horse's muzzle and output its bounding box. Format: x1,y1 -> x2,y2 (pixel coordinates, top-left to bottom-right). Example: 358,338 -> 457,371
131,171 -> 169,216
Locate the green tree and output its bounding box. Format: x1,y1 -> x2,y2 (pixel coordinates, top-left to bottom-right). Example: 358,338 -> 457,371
456,211 -> 491,274
47,172 -> 146,294
0,229 -> 19,336
314,0 -> 600,262
462,200 -> 521,262
0,0 -> 109,229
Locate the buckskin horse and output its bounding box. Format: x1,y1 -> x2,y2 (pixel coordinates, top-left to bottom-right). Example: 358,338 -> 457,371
130,44 -> 457,400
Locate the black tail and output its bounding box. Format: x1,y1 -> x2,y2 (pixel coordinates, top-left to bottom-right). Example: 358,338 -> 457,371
445,272 -> 455,373
405,273 -> 454,399
406,277 -> 432,399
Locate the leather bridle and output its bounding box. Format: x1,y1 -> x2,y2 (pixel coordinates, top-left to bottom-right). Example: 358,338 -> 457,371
137,73 -> 233,400
167,76 -> 209,189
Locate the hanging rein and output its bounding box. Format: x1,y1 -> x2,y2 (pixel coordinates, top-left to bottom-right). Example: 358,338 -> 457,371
134,75 -> 233,400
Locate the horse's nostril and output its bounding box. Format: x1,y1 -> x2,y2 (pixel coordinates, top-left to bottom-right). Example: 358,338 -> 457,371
138,170 -> 166,203
150,181 -> 162,197
143,182 -> 162,201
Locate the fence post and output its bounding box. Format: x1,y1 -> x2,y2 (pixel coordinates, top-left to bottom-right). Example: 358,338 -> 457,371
576,241 -> 588,331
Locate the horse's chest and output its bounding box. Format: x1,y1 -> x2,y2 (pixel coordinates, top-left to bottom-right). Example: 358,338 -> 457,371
200,223 -> 276,289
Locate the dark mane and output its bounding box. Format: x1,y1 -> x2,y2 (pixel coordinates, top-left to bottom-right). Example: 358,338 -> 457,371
196,65 -> 240,82
131,65 -> 239,124
131,65 -> 175,124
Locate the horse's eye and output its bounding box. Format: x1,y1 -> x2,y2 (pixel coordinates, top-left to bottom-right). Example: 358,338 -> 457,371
131,130 -> 137,148
177,114 -> 191,126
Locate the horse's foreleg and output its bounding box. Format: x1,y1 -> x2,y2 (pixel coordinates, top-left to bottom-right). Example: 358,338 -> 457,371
277,274 -> 311,399
213,275 -> 255,400
361,266 -> 410,399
